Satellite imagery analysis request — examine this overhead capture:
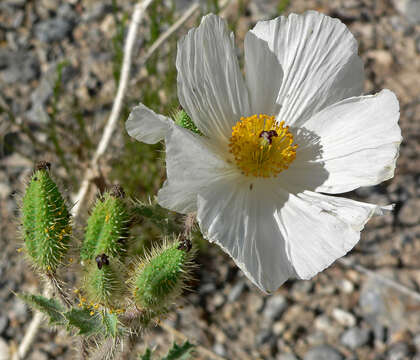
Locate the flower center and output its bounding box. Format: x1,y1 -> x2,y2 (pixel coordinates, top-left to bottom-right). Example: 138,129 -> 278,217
228,114 -> 298,178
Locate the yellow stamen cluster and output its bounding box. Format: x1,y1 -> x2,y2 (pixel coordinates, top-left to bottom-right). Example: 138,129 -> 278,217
229,114 -> 297,177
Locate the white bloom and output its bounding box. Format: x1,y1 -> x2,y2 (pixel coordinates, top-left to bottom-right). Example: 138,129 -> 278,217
126,11 -> 401,293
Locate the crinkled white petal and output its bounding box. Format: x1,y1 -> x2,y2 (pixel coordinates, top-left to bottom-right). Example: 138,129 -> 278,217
280,191 -> 392,280
126,103 -> 170,144
176,14 -> 250,145
197,178 -> 392,292
196,178 -> 294,293
244,31 -> 283,116
251,11 -> 364,127
297,89 -> 401,194
157,124 -> 234,214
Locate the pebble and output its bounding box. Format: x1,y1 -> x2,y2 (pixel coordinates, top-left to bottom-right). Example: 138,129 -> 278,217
263,295 -> 287,321
340,327 -> 371,349
332,308 -> 356,327
256,328 -> 273,346
398,198 -> 420,226
228,280 -> 246,302
304,345 -> 344,360
34,18 -> 74,42
314,315 -> 334,334
0,51 -> 39,84
0,338 -> 9,360
416,35 -> 420,54
387,342 -> 410,360
277,354 -> 298,360
213,343 -> 227,357
28,349 -> 48,360
337,279 -> 354,294
0,316 -> 8,335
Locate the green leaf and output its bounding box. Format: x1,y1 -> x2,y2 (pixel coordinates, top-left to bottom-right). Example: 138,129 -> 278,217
162,341 -> 195,360
139,348 -> 152,360
18,293 -> 66,325
64,308 -> 104,336
102,312 -> 119,338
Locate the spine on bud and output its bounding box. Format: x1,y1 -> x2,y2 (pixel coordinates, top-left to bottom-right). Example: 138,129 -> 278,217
21,161 -> 71,272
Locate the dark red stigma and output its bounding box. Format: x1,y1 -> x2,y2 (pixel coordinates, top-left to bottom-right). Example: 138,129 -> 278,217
259,130 -> 278,144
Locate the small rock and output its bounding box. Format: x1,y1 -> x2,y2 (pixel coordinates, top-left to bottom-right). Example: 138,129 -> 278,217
340,327 -> 371,349
315,315 -> 334,334
277,354 -> 298,360
387,342 -> 410,360
304,345 -> 344,360
0,50 -> 39,83
415,35 -> 420,54
34,18 -> 74,42
263,295 -> 287,321
228,280 -> 246,302
28,349 -> 48,360
0,316 -> 8,335
338,279 -> 354,294
398,198 -> 420,226
393,0 -> 420,23
0,338 -> 9,360
332,308 -> 356,327
413,333 -> 420,351
256,328 -> 273,346
213,343 -> 227,357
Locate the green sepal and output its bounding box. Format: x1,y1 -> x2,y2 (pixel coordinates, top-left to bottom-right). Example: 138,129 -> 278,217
21,166 -> 71,272
173,110 -> 202,136
18,293 -> 66,326
81,192 -> 129,261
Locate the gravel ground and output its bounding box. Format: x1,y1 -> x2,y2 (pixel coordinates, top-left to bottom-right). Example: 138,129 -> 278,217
1,0 -> 420,359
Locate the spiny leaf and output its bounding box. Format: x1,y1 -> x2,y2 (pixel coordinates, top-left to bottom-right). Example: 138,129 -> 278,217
162,341 -> 195,360
64,308 -> 104,336
18,293 -> 66,325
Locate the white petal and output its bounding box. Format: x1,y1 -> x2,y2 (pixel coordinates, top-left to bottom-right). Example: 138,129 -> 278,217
300,89 -> 401,194
126,103 -> 170,144
251,11 -> 364,127
157,124 -> 234,214
244,31 -> 283,116
280,191 -> 392,280
176,14 -> 250,145
196,178 -> 295,293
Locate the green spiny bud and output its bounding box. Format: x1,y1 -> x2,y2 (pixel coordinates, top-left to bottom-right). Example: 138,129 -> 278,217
21,161 -> 71,272
130,238 -> 194,313
81,186 -> 129,261
173,109 -> 202,136
83,258 -> 126,309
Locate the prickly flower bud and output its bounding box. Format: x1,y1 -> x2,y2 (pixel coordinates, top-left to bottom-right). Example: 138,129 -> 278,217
173,109 -> 202,135
21,161 -> 71,272
81,186 -> 129,261
83,258 -> 126,309
130,238 -> 194,313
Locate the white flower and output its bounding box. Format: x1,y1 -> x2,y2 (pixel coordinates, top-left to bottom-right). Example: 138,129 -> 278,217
126,11 -> 401,293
